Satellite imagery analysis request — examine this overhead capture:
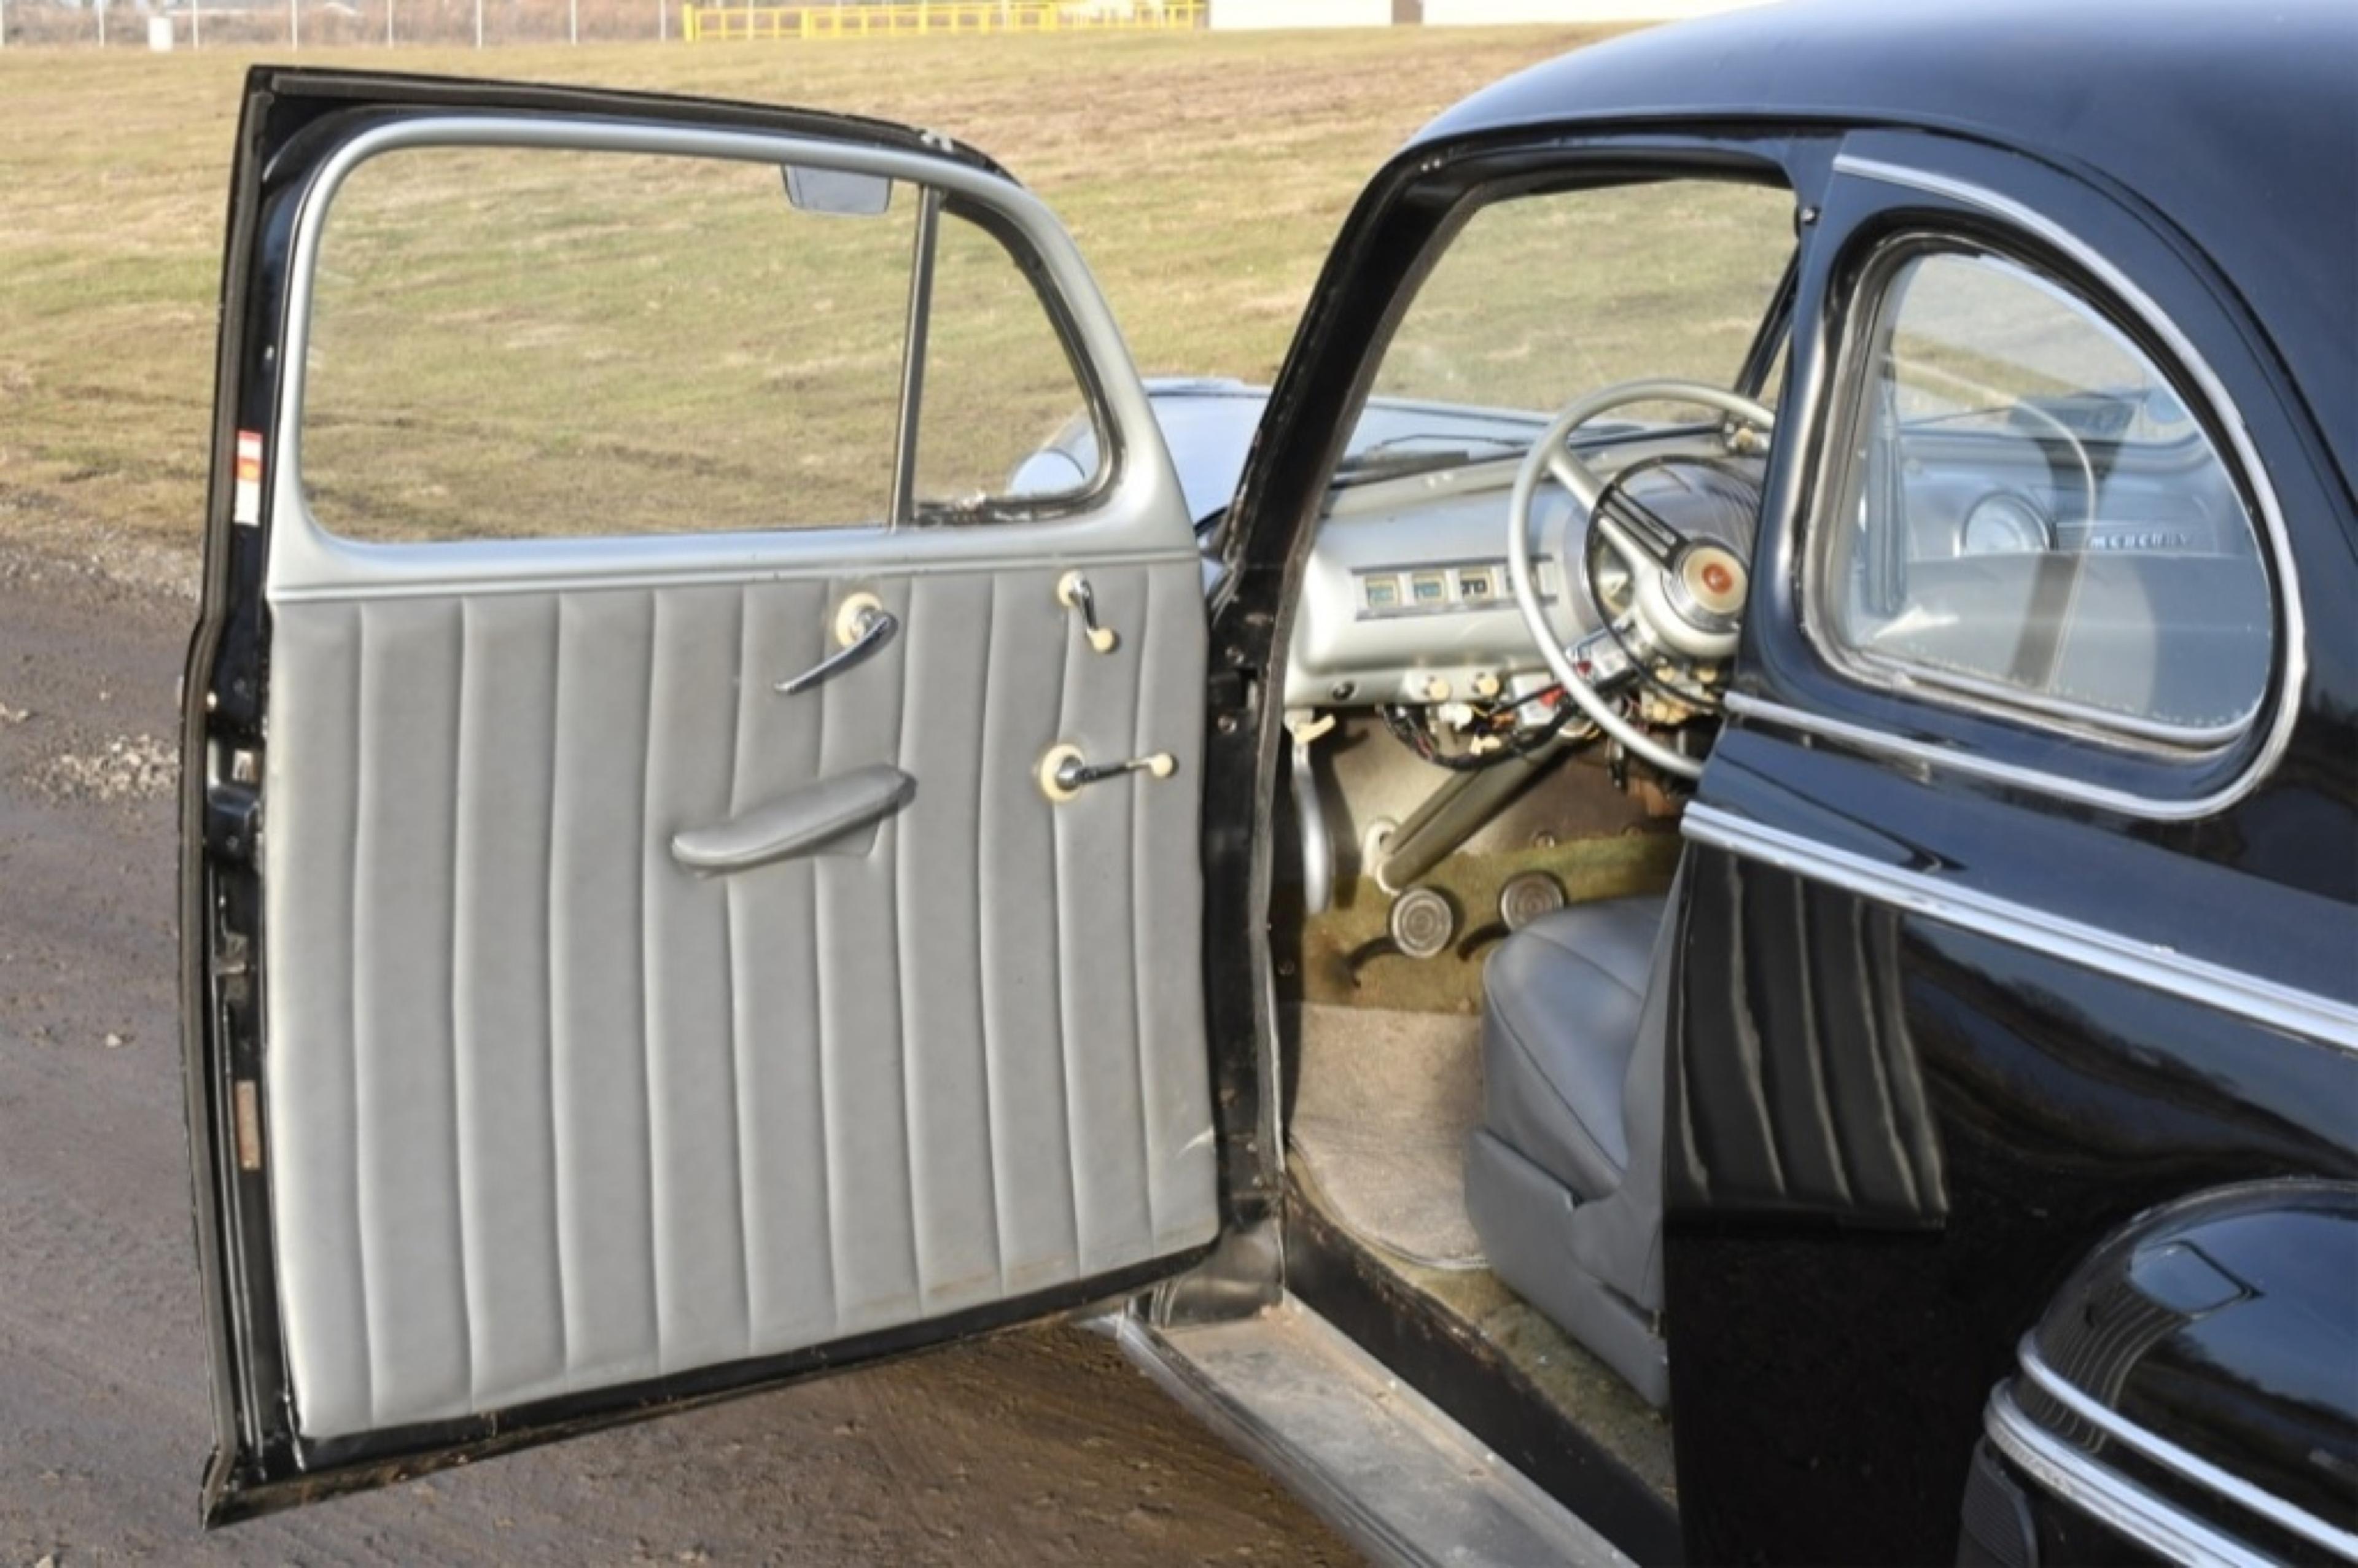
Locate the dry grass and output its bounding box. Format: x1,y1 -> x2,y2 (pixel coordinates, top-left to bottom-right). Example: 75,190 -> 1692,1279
0,26 -> 1617,559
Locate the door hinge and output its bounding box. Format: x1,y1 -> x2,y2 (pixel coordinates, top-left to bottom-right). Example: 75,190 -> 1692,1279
205,781 -> 261,865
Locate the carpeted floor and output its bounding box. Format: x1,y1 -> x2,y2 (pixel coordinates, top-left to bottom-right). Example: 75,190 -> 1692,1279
1286,1001 -> 1488,1269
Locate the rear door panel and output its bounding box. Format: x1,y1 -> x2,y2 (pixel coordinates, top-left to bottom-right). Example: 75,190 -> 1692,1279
186,69 -> 1218,1509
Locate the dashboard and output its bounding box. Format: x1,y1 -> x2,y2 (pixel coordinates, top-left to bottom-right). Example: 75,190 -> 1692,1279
1277,420 -> 2252,719
1282,457 -> 1583,710
1280,430 -> 1735,713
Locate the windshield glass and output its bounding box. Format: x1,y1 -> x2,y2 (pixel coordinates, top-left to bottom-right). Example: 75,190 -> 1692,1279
1341,177 -> 1796,476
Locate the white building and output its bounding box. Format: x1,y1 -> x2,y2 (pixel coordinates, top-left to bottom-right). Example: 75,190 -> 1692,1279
1208,0 -> 1773,26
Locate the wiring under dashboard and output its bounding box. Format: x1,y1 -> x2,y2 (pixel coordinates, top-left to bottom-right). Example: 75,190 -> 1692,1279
1380,692 -> 1589,772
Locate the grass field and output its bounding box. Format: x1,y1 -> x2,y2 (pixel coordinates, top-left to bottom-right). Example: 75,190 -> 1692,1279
0,27 -> 1619,567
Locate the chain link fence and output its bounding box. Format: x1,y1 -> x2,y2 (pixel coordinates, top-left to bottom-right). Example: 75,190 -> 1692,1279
1,0 -> 1212,56
1,0 -> 701,49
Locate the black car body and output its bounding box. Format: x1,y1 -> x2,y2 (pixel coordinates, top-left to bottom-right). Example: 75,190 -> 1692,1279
179,2 -> 2357,1562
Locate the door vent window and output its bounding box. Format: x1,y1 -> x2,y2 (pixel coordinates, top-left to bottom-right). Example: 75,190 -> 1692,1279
914,209 -> 1104,513
1813,243 -> 2274,745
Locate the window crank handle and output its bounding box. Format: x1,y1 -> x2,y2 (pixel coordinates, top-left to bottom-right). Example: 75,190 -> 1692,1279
1038,742 -> 1175,802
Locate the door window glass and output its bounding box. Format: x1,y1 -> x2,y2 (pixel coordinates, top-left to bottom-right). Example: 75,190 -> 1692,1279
1815,245 -> 2274,742
299,144 -> 1100,543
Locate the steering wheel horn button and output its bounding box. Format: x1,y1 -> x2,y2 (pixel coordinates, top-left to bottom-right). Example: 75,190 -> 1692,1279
1671,545 -> 1749,628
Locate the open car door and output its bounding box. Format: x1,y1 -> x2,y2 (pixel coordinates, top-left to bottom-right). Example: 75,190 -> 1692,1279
179,71 -> 1222,1521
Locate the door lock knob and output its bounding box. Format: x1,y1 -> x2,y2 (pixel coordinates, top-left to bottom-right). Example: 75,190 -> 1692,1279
1038,742 -> 1175,802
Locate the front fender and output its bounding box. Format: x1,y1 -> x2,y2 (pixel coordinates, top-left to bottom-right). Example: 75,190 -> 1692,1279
1971,1179 -> 2358,1564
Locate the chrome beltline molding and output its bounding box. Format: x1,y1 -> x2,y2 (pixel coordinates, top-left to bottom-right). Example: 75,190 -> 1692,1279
1724,693 -> 2251,824
1795,155 -> 2309,825
1985,1385 -> 2274,1568
2018,1338 -> 2358,1565
1680,802 -> 2358,1057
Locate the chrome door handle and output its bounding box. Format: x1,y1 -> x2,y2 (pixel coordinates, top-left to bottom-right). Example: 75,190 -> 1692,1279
777,596 -> 898,696
1038,742 -> 1175,802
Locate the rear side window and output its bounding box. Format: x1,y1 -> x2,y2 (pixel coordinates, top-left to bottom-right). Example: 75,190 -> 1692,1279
1813,243 -> 2273,744
298,144 -> 1101,543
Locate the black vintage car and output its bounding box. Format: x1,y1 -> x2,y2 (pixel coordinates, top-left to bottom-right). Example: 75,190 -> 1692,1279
178,1 -> 2357,1561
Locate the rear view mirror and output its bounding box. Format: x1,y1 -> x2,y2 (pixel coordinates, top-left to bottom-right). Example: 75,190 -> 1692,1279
782,165 -> 894,217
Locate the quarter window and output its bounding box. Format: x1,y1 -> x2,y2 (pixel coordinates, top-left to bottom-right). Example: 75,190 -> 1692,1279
1815,244 -> 2273,743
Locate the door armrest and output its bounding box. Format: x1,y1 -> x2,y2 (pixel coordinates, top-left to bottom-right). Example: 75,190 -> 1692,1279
671,764 -> 915,874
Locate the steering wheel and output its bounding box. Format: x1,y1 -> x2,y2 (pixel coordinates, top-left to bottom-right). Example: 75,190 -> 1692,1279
1504,379 -> 1775,782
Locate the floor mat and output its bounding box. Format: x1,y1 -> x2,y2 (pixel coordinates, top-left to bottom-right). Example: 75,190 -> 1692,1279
1287,1002 -> 1487,1269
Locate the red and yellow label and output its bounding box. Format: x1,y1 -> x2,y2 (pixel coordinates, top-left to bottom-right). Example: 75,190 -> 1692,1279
232,430 -> 263,526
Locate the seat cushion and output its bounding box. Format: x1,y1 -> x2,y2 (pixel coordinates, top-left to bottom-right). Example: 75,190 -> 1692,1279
1477,895 -> 1667,1201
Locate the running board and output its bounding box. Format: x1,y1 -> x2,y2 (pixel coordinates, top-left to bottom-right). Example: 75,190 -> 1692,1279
1111,1296 -> 1636,1567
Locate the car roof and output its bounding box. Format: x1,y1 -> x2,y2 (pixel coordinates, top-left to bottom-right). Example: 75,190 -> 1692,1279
1414,0 -> 2357,491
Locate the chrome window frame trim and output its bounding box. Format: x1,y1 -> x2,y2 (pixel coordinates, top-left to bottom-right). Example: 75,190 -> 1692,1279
1761,154 -> 2309,822
1680,801 -> 2358,1057
1808,236 -> 2265,751
265,114 -> 1191,602
1726,690 -> 2234,824
1801,238 -> 2263,754
2018,1337 -> 2358,1565
1984,1384 -> 2274,1568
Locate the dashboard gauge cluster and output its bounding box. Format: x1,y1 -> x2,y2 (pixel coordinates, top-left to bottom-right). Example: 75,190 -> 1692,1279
1353,562 -> 1508,619
1283,464 -> 1595,710
1959,491 -> 2055,555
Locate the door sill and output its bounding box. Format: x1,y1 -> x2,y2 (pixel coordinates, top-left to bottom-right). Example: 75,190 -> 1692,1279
1110,1295 -> 1635,1568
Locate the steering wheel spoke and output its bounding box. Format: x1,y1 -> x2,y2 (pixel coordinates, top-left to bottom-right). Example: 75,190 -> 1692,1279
1541,441 -> 1603,512
1593,488 -> 1687,570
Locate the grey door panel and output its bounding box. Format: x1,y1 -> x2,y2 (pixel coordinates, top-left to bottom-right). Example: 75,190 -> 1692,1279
261,560 -> 1218,1440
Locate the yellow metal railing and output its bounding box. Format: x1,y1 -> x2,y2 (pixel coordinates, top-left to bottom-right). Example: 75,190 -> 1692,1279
682,1 -> 1204,42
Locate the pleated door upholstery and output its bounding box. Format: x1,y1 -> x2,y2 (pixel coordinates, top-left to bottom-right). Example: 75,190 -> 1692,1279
259,558 -> 1218,1439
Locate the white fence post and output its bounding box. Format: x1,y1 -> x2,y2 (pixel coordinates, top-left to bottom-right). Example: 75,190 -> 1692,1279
569,0 -> 577,41
192,0 -> 201,46
96,0 -> 107,47
473,0 -> 482,45
290,0 -> 300,49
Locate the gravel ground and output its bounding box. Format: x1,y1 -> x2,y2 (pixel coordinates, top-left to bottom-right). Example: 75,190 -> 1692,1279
0,541 -> 1353,1567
